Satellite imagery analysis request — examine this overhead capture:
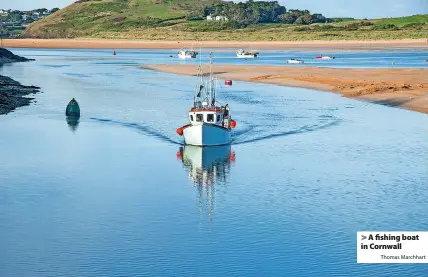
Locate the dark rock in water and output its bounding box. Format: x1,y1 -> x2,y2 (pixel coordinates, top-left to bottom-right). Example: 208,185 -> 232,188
0,75 -> 40,115
0,48 -> 34,64
0,48 -> 39,115
66,98 -> 80,117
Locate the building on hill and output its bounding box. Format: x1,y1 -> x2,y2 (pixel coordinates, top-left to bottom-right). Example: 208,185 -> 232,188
207,14 -> 228,21
1,8 -> 58,38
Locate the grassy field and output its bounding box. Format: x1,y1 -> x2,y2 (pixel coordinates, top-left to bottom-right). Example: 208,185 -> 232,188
23,0 -> 428,41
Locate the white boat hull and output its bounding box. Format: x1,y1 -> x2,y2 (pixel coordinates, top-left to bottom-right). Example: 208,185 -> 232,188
287,60 -> 304,64
178,54 -> 195,59
183,124 -> 231,146
236,54 -> 257,58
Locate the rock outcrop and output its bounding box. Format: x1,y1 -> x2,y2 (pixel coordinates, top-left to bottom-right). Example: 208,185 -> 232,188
0,48 -> 40,115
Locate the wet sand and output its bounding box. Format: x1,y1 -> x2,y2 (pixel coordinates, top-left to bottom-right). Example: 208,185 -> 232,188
3,38 -> 428,50
144,64 -> 428,114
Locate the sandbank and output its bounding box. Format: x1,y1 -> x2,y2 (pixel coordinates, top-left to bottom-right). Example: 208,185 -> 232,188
143,64 -> 428,114
3,39 -> 428,50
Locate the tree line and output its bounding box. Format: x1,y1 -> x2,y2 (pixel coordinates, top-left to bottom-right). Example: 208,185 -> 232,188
193,0 -> 331,26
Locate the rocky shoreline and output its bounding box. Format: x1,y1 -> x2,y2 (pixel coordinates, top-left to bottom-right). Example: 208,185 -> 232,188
0,48 -> 40,115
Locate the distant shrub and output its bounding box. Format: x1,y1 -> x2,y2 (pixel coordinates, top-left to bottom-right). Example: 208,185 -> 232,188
344,23 -> 360,30
330,17 -> 355,22
294,26 -> 311,32
183,21 -> 240,32
372,24 -> 399,30
312,24 -> 336,31
358,20 -> 374,26
342,21 -> 374,31
111,16 -> 126,23
185,13 -> 204,21
319,33 -> 344,37
402,22 -> 425,29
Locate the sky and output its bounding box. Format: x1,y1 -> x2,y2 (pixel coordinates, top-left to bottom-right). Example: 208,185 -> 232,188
0,0 -> 427,19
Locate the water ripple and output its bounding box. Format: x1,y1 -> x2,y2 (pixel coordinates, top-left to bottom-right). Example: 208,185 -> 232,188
90,117 -> 182,145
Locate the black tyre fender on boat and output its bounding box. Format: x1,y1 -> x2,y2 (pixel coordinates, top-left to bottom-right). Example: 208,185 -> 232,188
223,104 -> 229,117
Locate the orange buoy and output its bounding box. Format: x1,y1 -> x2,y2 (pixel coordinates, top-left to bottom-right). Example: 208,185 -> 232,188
230,152 -> 236,162
225,80 -> 232,86
176,127 -> 183,136
230,120 -> 236,128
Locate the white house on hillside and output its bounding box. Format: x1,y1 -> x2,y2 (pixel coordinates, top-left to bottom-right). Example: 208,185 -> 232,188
206,14 -> 228,21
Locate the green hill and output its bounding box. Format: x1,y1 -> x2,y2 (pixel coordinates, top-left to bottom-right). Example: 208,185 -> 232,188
22,0 -> 428,41
23,0 -> 220,38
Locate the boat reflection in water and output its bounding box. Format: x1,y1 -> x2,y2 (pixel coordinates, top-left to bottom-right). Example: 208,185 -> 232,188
66,116 -> 80,132
177,145 -> 235,221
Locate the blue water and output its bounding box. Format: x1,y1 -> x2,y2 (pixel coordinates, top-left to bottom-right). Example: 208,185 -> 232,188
10,47 -> 428,68
0,49 -> 427,277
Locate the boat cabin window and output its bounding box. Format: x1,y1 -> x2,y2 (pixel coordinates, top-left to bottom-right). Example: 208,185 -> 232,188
190,115 -> 194,121
207,114 -> 214,122
196,114 -> 203,122
216,115 -> 221,122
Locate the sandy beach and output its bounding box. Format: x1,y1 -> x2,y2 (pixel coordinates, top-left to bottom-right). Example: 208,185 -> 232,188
144,64 -> 428,114
3,38 -> 428,50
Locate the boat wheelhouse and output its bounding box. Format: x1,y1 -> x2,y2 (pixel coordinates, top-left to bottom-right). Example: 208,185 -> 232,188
176,53 -> 236,146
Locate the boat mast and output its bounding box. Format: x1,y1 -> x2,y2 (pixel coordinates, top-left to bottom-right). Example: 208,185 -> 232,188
209,52 -> 215,106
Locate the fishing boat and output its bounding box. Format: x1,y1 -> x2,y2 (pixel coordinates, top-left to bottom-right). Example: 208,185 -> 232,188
176,53 -> 236,146
236,48 -> 258,58
287,59 -> 304,64
316,55 -> 335,60
177,48 -> 198,59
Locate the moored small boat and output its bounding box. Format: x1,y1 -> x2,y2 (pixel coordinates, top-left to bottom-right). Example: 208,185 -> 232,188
65,98 -> 80,117
236,48 -> 258,58
178,49 -> 198,59
176,53 -> 236,146
316,55 -> 335,60
287,59 -> 304,64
